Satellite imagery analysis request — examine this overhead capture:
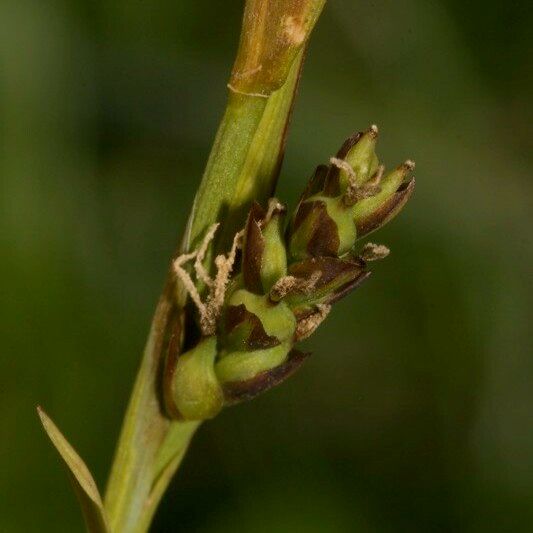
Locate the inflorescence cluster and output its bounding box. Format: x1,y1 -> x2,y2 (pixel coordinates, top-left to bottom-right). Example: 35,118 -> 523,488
163,126 -> 415,421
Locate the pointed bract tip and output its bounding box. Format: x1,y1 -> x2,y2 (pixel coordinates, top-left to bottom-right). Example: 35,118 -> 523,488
36,404 -> 46,421
368,124 -> 379,137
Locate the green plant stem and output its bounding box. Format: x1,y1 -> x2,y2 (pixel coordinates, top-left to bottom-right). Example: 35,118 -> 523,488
189,59 -> 304,253
104,52 -> 306,533
36,3 -> 326,530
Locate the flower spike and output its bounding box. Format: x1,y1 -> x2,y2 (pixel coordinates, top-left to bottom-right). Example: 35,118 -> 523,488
164,126 -> 415,421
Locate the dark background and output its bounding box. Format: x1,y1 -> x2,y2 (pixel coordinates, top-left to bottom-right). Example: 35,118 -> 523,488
1,1 -> 532,531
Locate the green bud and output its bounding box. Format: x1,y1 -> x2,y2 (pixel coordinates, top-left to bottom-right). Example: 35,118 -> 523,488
353,161 -> 415,238
288,195 -> 356,260
323,126 -> 379,196
222,289 -> 296,351
288,126 -> 398,260
342,125 -> 379,188
167,336 -> 224,421
242,201 -> 287,294
216,341 -> 291,384
221,348 -> 310,405
217,289 -> 300,404
261,209 -> 287,290
321,126 -> 415,239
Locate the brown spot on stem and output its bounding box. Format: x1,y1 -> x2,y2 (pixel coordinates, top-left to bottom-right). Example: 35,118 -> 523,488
282,15 -> 306,45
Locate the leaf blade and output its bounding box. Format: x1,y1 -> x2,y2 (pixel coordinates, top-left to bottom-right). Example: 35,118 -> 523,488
37,406 -> 109,533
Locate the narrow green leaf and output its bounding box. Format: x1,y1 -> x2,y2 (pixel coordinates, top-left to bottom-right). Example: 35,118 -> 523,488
135,420 -> 200,533
37,406 -> 109,533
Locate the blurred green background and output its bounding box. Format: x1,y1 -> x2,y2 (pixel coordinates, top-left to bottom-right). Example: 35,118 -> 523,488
1,1 -> 532,531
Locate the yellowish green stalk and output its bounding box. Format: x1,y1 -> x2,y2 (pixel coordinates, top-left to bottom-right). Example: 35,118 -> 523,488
39,2 -> 326,531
